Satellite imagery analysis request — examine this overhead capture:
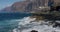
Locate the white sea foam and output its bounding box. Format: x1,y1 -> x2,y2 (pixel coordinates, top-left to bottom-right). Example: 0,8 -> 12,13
18,17 -> 36,25
12,17 -> 60,32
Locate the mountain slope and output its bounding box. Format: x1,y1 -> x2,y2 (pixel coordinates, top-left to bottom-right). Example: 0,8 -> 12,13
1,0 -> 41,12
11,0 -> 41,12
1,0 -> 60,12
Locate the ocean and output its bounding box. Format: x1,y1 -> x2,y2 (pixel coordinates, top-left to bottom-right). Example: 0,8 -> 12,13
0,13 -> 60,32
0,13 -> 31,32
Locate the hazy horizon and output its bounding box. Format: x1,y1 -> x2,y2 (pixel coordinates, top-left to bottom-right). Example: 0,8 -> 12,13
0,0 -> 24,10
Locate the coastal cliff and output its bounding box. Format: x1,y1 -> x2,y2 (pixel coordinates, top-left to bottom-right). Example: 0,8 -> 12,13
0,0 -> 60,13
11,0 -> 41,12
1,0 -> 45,12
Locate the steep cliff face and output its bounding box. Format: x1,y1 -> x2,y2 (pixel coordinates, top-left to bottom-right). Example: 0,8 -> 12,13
11,0 -> 60,12
11,0 -> 41,12
0,0 -> 46,12
1,0 -> 60,12
11,1 -> 30,12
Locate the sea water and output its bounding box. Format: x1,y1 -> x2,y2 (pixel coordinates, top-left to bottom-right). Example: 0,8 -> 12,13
0,13 -> 60,32
0,13 -> 31,32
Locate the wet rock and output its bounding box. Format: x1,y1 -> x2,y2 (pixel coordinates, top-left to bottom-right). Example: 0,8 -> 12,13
31,30 -> 38,32
53,21 -> 60,27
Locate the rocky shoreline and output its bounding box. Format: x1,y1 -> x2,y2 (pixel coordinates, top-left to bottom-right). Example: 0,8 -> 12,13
28,11 -> 60,28
30,15 -> 60,28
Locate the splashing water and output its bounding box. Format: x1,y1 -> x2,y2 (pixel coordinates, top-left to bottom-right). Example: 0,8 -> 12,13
12,17 -> 60,32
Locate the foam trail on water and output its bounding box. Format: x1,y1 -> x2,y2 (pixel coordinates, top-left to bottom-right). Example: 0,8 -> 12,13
18,17 -> 36,25
12,17 -> 60,32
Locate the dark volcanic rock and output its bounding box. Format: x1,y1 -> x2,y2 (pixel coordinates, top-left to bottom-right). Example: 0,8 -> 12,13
31,30 -> 38,32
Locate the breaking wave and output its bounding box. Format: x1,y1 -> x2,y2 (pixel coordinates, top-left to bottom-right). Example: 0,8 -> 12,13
9,17 -> 60,32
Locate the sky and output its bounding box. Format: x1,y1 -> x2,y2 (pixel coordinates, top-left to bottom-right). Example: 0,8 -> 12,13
0,0 -> 23,10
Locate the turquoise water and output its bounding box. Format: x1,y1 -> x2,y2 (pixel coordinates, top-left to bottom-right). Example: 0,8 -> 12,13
0,13 -> 31,32
0,13 -> 60,32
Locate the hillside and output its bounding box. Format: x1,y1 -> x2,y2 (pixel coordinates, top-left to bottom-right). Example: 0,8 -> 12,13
11,0 -> 41,12
0,0 -> 60,13
0,0 -> 42,12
